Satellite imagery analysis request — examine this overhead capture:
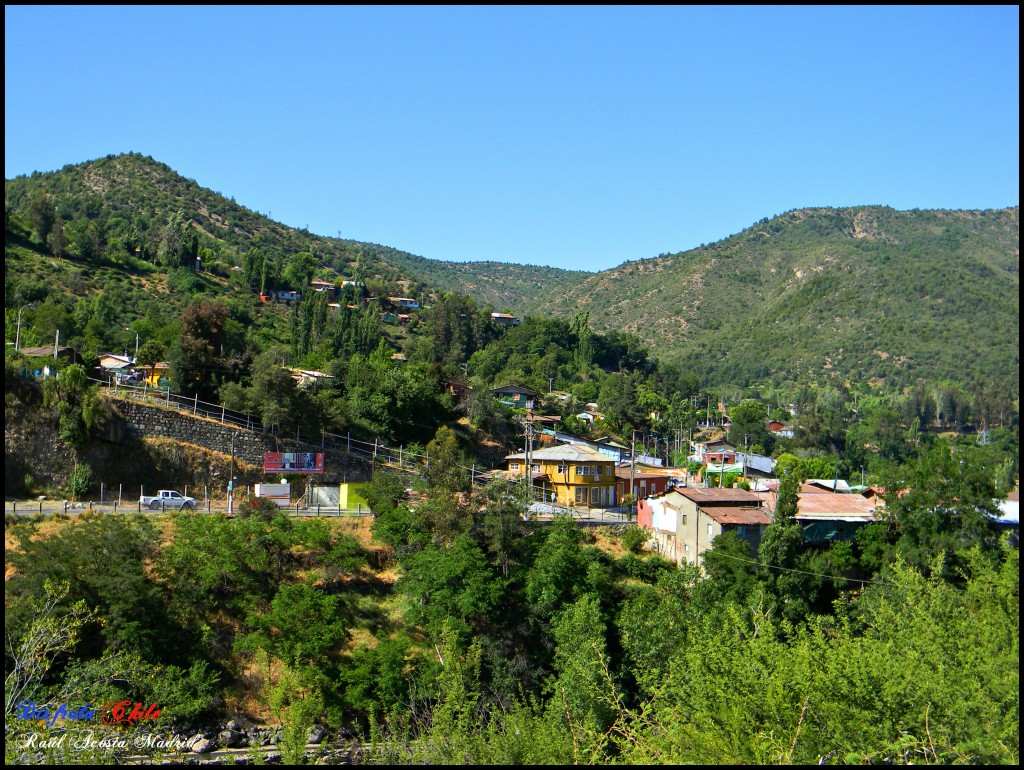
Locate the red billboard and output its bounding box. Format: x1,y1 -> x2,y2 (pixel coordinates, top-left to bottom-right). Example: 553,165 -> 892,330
263,452 -> 325,474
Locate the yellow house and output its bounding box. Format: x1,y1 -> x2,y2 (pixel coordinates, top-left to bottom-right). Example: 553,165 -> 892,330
137,361 -> 170,387
505,444 -> 617,508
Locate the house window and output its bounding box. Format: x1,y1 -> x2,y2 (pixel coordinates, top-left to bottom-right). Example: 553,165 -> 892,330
682,514 -> 687,525
707,523 -> 713,536
557,465 -> 569,474
737,525 -> 747,538
578,466 -> 591,476
575,487 -> 587,504
510,463 -> 520,471
532,464 -> 540,474
591,487 -> 601,504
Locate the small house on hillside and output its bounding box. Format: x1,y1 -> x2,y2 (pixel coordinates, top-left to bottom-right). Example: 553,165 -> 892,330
490,385 -> 537,409
794,493 -> 879,543
96,353 -> 135,382
490,312 -> 521,327
615,465 -> 673,502
388,297 -> 420,309
138,361 -> 170,387
802,479 -> 853,494
289,368 -> 335,388
638,487 -> 769,568
310,279 -> 339,299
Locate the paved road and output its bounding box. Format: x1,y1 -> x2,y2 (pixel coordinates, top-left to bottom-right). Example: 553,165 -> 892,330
3,500 -> 371,517
5,499 -> 633,524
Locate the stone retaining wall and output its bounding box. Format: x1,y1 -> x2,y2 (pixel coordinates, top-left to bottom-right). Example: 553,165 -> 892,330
112,399 -> 374,483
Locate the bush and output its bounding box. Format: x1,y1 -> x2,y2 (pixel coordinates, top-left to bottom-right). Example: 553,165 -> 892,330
68,464 -> 93,499
617,552 -> 675,583
621,524 -> 649,555
238,494 -> 282,520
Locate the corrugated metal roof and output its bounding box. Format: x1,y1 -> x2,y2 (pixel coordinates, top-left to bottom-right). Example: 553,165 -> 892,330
703,507 -> 771,525
677,487 -> 761,504
505,444 -> 612,463
795,493 -> 878,520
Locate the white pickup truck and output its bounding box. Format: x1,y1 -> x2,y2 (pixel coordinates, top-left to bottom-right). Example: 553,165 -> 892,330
139,489 -> 196,510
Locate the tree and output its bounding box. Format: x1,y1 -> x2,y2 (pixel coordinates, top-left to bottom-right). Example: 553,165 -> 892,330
883,443 -> 1002,579
5,514 -> 167,661
282,251 -> 318,289
47,216 -> 67,258
525,516 -> 590,620
4,581 -> 94,712
397,535 -> 503,644
547,594 -> 617,748
157,210 -> 191,268
169,300 -> 230,399
727,399 -> 773,454
249,348 -> 298,430
478,484 -> 530,579
699,531 -> 763,608
428,292 -> 483,367
28,190 -> 56,243
238,581 -> 350,670
424,426 -> 471,495
571,310 -> 594,378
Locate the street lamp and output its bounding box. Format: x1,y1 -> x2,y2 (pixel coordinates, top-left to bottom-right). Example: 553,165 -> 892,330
15,304 -> 34,351
125,326 -> 140,362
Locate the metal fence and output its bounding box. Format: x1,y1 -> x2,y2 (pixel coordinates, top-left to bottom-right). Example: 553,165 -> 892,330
4,498 -> 374,518
81,378 -> 612,515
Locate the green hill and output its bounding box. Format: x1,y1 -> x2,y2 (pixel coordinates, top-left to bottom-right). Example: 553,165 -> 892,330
378,253 -> 590,315
6,155 -> 1018,394
502,206 -> 1019,392
4,152 -> 438,299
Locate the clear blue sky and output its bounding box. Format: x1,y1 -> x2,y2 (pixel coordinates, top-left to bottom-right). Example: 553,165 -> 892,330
5,5 -> 1019,273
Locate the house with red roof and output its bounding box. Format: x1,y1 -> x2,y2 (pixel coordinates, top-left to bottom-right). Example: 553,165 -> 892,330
638,486 -> 770,568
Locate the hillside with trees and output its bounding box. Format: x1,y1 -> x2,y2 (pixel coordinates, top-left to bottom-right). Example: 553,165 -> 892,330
5,440 -> 1019,764
4,153 -> 1020,765
4,154 -> 1020,493
6,155 -> 1019,396
514,206 -> 1019,395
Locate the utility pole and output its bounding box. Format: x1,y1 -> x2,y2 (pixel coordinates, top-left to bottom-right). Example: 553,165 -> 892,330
522,413 -> 536,502
630,429 -> 644,519
15,304 -> 33,351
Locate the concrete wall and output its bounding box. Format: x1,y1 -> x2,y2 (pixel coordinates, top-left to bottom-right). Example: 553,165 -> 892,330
113,400 -> 374,483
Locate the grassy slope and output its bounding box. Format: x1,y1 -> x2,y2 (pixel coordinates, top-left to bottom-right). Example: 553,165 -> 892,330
522,206 -> 1020,388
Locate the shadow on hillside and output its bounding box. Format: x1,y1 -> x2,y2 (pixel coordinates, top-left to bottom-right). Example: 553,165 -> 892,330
330,571 -> 398,637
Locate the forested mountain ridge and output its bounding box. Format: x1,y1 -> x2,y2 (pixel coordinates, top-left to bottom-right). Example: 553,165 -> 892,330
511,206 -> 1019,392
366,204 -> 1019,398
3,152 -> 438,299
378,254 -> 591,313
5,154 -> 1019,395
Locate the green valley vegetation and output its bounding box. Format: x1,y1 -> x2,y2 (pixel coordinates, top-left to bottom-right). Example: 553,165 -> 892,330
4,153 -> 1019,764
3,433 -> 1018,764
